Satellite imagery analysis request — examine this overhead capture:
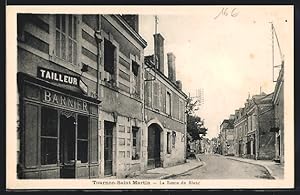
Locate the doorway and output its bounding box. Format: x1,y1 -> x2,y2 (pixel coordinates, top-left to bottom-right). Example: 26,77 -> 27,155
59,114 -> 76,178
238,142 -> 242,157
104,121 -> 114,176
277,135 -> 281,156
147,124 -> 161,169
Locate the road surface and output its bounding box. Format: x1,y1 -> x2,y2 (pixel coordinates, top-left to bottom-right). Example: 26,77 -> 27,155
171,154 -> 273,179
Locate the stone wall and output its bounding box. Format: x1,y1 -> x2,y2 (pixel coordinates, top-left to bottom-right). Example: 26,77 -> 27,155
258,105 -> 275,160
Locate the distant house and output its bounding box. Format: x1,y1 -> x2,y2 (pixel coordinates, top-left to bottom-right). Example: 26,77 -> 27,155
220,117 -> 235,156
246,93 -> 275,160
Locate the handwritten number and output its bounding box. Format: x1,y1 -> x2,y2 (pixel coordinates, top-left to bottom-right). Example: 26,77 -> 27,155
214,8 -> 239,19
231,8 -> 239,17
223,8 -> 228,16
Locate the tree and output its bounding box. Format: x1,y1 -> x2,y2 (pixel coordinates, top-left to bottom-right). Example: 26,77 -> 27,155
186,96 -> 208,141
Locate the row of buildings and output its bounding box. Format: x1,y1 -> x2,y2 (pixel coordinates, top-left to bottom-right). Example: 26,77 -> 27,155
188,137 -> 213,155
16,14 -> 188,179
218,65 -> 284,163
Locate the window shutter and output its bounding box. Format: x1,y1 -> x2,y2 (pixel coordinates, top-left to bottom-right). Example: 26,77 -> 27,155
153,82 -> 159,109
24,103 -> 39,168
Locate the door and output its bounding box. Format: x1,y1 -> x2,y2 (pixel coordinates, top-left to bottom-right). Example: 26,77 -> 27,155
104,121 -> 114,176
59,114 -> 76,178
277,135 -> 281,156
147,124 -> 161,169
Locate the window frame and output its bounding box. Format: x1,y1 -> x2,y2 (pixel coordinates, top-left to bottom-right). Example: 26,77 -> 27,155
166,91 -> 172,116
172,131 -> 176,148
153,81 -> 160,110
131,60 -> 140,96
103,38 -> 116,76
40,107 -> 59,166
131,127 -> 140,160
55,14 -> 78,66
77,114 -> 89,164
167,132 -> 171,154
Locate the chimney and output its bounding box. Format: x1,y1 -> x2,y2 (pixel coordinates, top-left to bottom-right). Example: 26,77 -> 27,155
234,110 -> 239,118
154,33 -> 164,74
167,52 -> 176,83
122,15 -> 139,32
176,80 -> 182,90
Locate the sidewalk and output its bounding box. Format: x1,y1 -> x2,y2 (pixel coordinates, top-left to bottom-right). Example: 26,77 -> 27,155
131,158 -> 204,179
225,156 -> 284,179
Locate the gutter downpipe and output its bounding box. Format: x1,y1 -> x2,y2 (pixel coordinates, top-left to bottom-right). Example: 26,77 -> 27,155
94,15 -> 102,100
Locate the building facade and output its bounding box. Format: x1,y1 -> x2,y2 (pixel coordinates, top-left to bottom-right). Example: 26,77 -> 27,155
233,107 -> 248,157
246,93 -> 275,160
219,118 -> 235,156
144,33 -> 187,169
272,66 -> 284,163
17,14 -> 187,179
224,93 -> 276,161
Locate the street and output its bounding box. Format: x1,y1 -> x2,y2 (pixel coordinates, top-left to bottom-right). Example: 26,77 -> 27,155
171,154 -> 274,179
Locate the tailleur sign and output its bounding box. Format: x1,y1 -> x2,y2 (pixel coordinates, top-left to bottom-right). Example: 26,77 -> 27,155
37,67 -> 88,94
38,67 -> 79,86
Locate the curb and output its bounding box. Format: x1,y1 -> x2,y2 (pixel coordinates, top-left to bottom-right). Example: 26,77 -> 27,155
225,157 -> 276,180
159,158 -> 205,179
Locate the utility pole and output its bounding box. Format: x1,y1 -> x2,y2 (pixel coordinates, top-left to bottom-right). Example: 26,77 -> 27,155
154,15 -> 159,35
154,15 -> 159,69
270,22 -> 284,82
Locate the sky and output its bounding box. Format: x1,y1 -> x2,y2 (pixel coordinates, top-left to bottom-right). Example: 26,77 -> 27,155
138,6 -> 293,139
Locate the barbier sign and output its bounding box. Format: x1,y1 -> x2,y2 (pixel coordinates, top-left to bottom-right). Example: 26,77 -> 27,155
37,67 -> 79,86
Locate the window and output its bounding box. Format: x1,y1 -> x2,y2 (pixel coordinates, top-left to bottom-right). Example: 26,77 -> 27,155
132,61 -> 140,95
248,116 -> 252,131
55,14 -> 77,65
77,115 -> 88,163
166,92 -> 171,115
41,107 -> 58,165
179,100 -> 184,121
132,127 -> 140,160
144,71 -> 152,107
167,132 -> 171,154
172,131 -> 176,148
252,114 -> 256,130
104,39 -> 115,75
153,82 -> 159,109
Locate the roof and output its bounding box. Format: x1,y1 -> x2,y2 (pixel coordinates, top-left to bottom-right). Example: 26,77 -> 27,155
252,92 -> 274,105
144,55 -> 188,98
112,15 -> 147,48
221,118 -> 235,129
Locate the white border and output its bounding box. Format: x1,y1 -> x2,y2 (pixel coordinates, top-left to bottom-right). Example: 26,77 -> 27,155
6,5 -> 294,189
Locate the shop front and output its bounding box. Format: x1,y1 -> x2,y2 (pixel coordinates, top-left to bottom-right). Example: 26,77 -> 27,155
17,73 -> 100,179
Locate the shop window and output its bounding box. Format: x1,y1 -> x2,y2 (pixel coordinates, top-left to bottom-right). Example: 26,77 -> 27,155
167,132 -> 171,154
55,14 -> 77,65
41,107 -> 58,165
104,39 -> 115,77
77,115 -> 88,163
132,127 -> 140,160
166,91 -> 171,115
